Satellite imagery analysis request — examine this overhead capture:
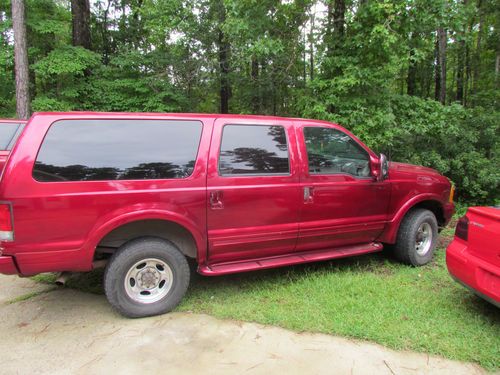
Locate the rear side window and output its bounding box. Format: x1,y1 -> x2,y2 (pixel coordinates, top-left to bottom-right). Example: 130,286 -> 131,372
34,119 -> 202,182
219,124 -> 289,176
0,123 -> 20,150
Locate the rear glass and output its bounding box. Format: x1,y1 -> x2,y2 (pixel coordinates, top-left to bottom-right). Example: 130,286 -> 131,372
219,124 -> 290,175
34,119 -> 202,182
0,123 -> 20,150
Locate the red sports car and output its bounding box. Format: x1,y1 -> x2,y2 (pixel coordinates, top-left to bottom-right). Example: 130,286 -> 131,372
446,206 -> 500,307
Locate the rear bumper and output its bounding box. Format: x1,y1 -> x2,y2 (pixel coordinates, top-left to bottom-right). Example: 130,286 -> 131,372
446,239 -> 500,307
0,255 -> 19,275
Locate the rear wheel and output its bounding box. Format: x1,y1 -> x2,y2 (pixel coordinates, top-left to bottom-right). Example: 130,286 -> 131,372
393,208 -> 438,266
104,237 -> 190,318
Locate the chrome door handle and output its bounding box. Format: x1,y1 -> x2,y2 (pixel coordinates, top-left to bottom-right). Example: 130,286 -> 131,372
304,187 -> 314,203
210,190 -> 224,209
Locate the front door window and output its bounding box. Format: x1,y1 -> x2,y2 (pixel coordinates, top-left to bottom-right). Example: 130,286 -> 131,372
303,127 -> 371,178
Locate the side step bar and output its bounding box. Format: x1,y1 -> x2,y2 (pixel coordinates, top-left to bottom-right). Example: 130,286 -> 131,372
198,242 -> 383,276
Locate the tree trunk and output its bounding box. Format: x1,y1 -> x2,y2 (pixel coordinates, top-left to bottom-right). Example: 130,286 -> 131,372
464,27 -> 472,106
12,0 -> 30,119
217,1 -> 230,114
251,57 -> 259,113
332,0 -> 346,38
325,0 -> 346,56
435,28 -> 447,105
302,29 -> 307,84
71,0 -> 91,49
309,9 -> 315,81
496,52 -> 500,88
456,0 -> 468,104
472,0 -> 483,95
407,32 -> 417,96
456,40 -> 465,103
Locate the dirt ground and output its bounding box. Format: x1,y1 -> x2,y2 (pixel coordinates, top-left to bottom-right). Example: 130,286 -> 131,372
0,274 -> 490,375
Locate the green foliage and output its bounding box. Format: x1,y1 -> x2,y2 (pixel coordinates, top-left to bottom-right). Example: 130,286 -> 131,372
33,46 -> 100,78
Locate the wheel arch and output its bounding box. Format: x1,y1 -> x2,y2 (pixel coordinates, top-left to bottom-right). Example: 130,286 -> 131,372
83,210 -> 206,268
381,194 -> 446,244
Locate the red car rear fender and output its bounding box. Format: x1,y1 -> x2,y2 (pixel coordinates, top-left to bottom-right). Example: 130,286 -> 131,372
82,208 -> 206,268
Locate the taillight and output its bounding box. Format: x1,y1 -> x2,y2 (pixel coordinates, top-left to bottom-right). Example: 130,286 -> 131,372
0,203 -> 13,241
455,215 -> 469,241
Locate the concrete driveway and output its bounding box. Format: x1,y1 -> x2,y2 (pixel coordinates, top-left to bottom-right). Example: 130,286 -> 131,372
0,274 -> 488,375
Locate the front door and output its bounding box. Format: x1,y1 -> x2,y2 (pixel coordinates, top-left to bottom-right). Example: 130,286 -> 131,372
296,123 -> 391,251
206,118 -> 301,264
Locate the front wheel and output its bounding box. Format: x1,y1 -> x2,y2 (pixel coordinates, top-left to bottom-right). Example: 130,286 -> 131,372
393,208 -> 438,266
104,237 -> 190,318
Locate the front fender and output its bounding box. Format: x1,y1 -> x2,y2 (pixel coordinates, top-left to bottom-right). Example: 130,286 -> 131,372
379,194 -> 446,244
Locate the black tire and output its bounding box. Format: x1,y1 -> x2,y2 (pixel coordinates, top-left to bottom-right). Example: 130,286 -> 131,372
393,208 -> 438,266
104,237 -> 190,318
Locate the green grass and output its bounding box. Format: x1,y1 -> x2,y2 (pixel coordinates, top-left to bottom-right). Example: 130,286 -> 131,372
6,287 -> 57,304
33,232 -> 500,371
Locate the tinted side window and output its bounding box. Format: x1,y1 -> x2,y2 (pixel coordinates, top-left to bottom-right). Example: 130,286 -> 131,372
219,124 -> 289,175
304,127 -> 370,177
0,123 -> 20,150
34,120 -> 202,182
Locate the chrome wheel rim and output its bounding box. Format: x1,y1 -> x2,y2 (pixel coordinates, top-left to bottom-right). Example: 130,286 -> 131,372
415,222 -> 433,256
124,258 -> 173,304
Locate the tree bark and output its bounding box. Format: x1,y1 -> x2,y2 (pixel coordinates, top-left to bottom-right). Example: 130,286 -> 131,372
217,0 -> 230,114
472,0 -> 483,95
12,0 -> 30,119
456,40 -> 465,103
309,9 -> 315,81
332,0 -> 346,38
464,25 -> 472,106
435,28 -> 447,105
71,0 -> 91,49
496,52 -> 500,88
407,32 -> 417,96
456,0 -> 468,104
251,57 -> 259,113
325,0 -> 345,56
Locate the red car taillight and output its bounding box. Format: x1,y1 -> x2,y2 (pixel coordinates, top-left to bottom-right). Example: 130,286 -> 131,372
455,215 -> 469,241
0,204 -> 14,241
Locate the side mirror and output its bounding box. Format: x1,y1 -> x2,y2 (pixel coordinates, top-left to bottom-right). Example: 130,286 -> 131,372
378,153 -> 389,181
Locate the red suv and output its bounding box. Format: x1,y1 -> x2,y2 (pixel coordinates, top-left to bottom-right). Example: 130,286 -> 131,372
0,119 -> 26,173
0,112 -> 454,317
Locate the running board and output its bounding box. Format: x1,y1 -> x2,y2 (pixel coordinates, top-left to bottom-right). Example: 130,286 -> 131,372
198,242 -> 383,276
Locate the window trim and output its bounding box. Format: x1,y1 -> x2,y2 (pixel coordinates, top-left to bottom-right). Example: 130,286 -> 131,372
303,125 -> 372,179
7,123 -> 25,151
32,118 -> 204,183
218,123 -> 292,177
0,122 -> 21,150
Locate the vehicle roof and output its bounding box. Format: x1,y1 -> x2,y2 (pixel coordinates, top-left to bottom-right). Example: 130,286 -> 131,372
30,111 -> 337,126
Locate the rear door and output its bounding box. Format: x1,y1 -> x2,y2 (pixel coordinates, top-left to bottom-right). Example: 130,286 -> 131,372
296,122 -> 391,251
206,118 -> 301,264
